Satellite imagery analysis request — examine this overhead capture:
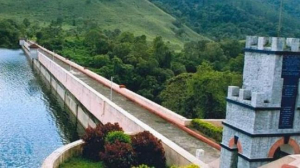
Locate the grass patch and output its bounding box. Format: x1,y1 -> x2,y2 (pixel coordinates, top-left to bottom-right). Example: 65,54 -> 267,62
59,156 -> 105,168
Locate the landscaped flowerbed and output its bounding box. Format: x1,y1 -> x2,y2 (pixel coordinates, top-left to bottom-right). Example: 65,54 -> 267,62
77,122 -> 166,168
59,122 -> 201,168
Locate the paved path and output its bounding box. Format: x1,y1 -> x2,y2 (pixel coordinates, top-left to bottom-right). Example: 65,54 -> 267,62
40,51 -> 220,164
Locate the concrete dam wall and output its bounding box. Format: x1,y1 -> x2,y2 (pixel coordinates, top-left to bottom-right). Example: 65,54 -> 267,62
22,41 -> 210,167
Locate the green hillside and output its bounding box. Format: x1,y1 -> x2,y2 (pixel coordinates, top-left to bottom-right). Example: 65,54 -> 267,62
150,0 -> 300,40
0,0 -> 208,46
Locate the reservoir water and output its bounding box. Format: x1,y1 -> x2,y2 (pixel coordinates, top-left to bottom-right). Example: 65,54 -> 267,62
0,49 -> 83,168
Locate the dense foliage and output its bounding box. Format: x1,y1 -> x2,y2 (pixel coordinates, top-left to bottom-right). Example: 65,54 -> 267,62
191,119 -> 223,143
160,63 -> 241,119
0,19 -> 23,48
150,0 -> 300,40
131,131 -> 166,168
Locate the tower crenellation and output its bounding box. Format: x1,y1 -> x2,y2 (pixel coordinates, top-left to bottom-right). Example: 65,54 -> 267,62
245,36 -> 300,52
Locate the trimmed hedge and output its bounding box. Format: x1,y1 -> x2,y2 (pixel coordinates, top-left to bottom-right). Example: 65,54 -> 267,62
191,119 -> 223,143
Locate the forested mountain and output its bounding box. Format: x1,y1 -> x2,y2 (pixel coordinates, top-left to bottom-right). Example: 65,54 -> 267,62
0,0 -> 208,46
150,0 -> 300,40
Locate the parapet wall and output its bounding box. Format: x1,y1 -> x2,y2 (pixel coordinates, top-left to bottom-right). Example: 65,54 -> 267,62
21,40 -> 30,57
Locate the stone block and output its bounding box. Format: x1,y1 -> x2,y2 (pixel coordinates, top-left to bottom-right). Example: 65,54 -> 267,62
196,149 -> 205,160
286,38 -> 300,52
228,86 -> 240,97
246,36 -> 258,49
239,89 -> 251,101
271,37 -> 285,51
251,92 -> 267,107
258,37 -> 271,50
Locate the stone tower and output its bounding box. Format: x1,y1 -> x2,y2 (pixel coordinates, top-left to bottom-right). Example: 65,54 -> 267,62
220,36 -> 300,168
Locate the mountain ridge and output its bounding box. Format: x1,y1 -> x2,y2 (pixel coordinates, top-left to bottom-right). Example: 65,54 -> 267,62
0,0 -> 209,46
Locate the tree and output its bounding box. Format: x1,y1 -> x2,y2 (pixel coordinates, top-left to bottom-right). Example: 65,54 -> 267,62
171,62 -> 186,75
36,23 -> 64,51
84,29 -> 110,55
23,18 -> 30,28
91,54 -> 110,68
56,17 -> 63,26
185,62 -> 242,118
152,36 -> 173,69
220,39 -> 243,58
203,42 -> 227,70
160,73 -> 192,116
0,19 -> 21,48
223,54 -> 244,73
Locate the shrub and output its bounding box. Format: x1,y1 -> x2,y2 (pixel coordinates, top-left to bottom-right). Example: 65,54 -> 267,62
81,122 -> 124,161
100,122 -> 123,136
100,141 -> 136,168
191,119 -> 223,143
132,164 -> 154,168
82,126 -> 105,161
131,131 -> 166,168
106,131 -> 131,144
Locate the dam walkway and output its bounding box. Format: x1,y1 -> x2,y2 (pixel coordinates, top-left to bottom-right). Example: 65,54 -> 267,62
28,42 -> 220,165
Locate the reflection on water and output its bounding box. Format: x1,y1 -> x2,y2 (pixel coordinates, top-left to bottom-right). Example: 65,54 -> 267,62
0,49 -> 83,168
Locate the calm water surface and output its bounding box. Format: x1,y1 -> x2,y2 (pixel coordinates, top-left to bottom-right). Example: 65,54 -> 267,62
0,49 -> 82,168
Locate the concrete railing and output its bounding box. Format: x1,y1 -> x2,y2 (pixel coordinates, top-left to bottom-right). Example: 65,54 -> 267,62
21,40 -> 30,56
37,51 -> 208,167
42,140 -> 84,168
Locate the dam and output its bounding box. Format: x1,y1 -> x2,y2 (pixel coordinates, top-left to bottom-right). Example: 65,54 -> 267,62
24,40 -> 220,167
0,40 -> 223,167
0,49 -> 84,167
